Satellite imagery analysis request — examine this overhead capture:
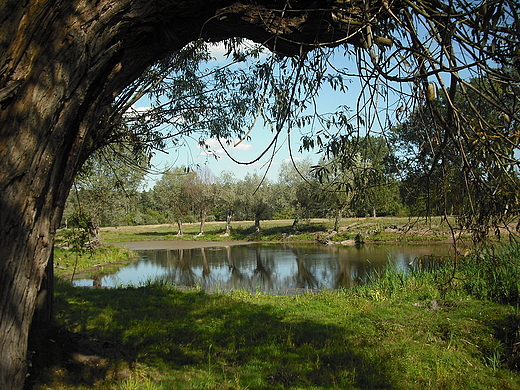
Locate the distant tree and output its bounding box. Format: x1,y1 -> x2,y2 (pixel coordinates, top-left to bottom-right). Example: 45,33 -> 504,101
130,190 -> 168,226
313,157 -> 356,232
347,136 -> 402,218
188,167 -> 217,236
64,145 -> 147,231
153,167 -> 194,236
277,157 -> 321,229
311,135 -> 402,227
236,172 -> 273,232
216,171 -> 239,236
392,75 -> 520,236
391,97 -> 461,216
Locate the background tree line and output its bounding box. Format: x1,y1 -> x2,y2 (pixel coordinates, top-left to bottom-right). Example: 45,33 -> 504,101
62,134 -> 441,233
65,66 -> 520,235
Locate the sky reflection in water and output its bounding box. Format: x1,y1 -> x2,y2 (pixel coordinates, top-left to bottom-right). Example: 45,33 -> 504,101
74,243 -> 453,293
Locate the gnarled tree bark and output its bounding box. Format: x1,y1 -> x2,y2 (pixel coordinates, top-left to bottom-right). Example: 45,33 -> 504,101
0,1 -> 382,388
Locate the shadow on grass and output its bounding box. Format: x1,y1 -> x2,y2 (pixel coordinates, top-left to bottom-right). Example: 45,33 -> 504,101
130,222 -> 328,241
491,314 -> 520,371
28,284 -> 392,389
232,222 -> 329,239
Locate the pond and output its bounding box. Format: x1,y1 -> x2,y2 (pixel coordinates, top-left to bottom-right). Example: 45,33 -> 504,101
74,242 -> 455,293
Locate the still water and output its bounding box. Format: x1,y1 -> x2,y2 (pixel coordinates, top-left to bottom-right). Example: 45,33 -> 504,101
74,242 -> 454,293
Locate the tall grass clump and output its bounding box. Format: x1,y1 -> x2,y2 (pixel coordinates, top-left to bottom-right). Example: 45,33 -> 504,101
459,241 -> 520,305
353,259 -> 442,302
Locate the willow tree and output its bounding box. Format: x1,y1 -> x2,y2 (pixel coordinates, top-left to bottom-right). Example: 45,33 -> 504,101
0,2 -> 372,387
1,1 -> 519,389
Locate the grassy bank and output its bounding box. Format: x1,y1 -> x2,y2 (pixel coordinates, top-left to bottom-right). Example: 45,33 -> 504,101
28,243 -> 520,389
98,217 -> 458,244
53,245 -> 137,280
36,221 -> 520,389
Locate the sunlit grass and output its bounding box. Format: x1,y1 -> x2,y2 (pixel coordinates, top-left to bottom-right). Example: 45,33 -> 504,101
96,217 -> 457,244
53,245 -> 137,280
28,252 -> 520,389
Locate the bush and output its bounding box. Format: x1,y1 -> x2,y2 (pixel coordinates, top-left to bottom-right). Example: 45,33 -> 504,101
459,242 -> 520,305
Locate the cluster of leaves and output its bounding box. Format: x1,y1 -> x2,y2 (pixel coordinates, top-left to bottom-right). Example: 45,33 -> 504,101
79,0 -> 520,241
391,75 -> 520,240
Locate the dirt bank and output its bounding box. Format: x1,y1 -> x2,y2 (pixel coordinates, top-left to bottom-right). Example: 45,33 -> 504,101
114,240 -> 254,251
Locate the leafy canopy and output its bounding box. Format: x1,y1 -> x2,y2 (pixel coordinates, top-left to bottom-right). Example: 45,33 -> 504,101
89,0 -> 519,237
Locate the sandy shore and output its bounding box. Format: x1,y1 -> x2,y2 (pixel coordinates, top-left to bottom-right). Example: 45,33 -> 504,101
114,240 -> 255,251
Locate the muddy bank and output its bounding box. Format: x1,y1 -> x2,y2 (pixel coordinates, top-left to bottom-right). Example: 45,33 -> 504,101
114,240 -> 255,251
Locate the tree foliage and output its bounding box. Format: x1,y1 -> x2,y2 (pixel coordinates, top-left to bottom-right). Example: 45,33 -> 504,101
1,1 -> 520,388
64,146 -> 148,229
392,74 -> 520,239
110,0 -> 520,236
153,167 -> 196,235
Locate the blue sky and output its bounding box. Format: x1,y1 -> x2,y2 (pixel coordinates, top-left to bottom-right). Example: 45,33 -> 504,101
136,42 -> 400,187
141,90 -> 361,186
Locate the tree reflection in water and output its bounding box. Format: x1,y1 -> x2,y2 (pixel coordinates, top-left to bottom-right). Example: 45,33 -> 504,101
75,244 -> 453,293
253,247 -> 274,292
291,247 -> 318,290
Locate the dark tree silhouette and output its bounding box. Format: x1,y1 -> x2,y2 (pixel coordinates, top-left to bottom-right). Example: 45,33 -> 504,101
1,1 -> 518,388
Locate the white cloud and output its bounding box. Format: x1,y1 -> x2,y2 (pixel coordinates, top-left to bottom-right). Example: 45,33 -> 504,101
208,42 -> 228,60
198,138 -> 253,155
232,140 -> 254,151
133,105 -> 151,113
208,40 -> 268,63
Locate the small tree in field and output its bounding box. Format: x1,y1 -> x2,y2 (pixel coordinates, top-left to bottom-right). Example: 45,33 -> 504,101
153,168 -> 194,236
236,173 -> 274,232
188,167 -> 217,236
277,158 -> 321,229
216,171 -> 239,236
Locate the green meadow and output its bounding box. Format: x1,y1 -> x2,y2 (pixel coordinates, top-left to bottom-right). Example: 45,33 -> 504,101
97,217 -> 456,244
27,220 -> 520,389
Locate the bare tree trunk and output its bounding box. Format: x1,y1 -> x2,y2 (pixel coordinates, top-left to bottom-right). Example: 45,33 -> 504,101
177,219 -> 184,236
333,209 -> 343,232
0,1 -> 369,387
198,210 -> 207,236
87,221 -> 102,248
292,216 -> 300,231
225,211 -> 233,236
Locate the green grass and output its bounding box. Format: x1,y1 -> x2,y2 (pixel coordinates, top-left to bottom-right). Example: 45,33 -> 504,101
28,250 -> 520,389
458,242 -> 520,306
96,217 -> 458,244
96,219 -> 329,243
34,223 -> 519,389
54,245 -> 137,280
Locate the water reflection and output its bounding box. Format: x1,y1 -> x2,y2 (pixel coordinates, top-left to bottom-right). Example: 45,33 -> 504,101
74,243 -> 453,293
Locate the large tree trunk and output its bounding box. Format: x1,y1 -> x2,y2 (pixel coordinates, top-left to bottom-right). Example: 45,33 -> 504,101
0,1 -> 373,388
33,251 -> 55,326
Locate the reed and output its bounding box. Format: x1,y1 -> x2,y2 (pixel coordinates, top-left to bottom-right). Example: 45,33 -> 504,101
459,242 -> 520,305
